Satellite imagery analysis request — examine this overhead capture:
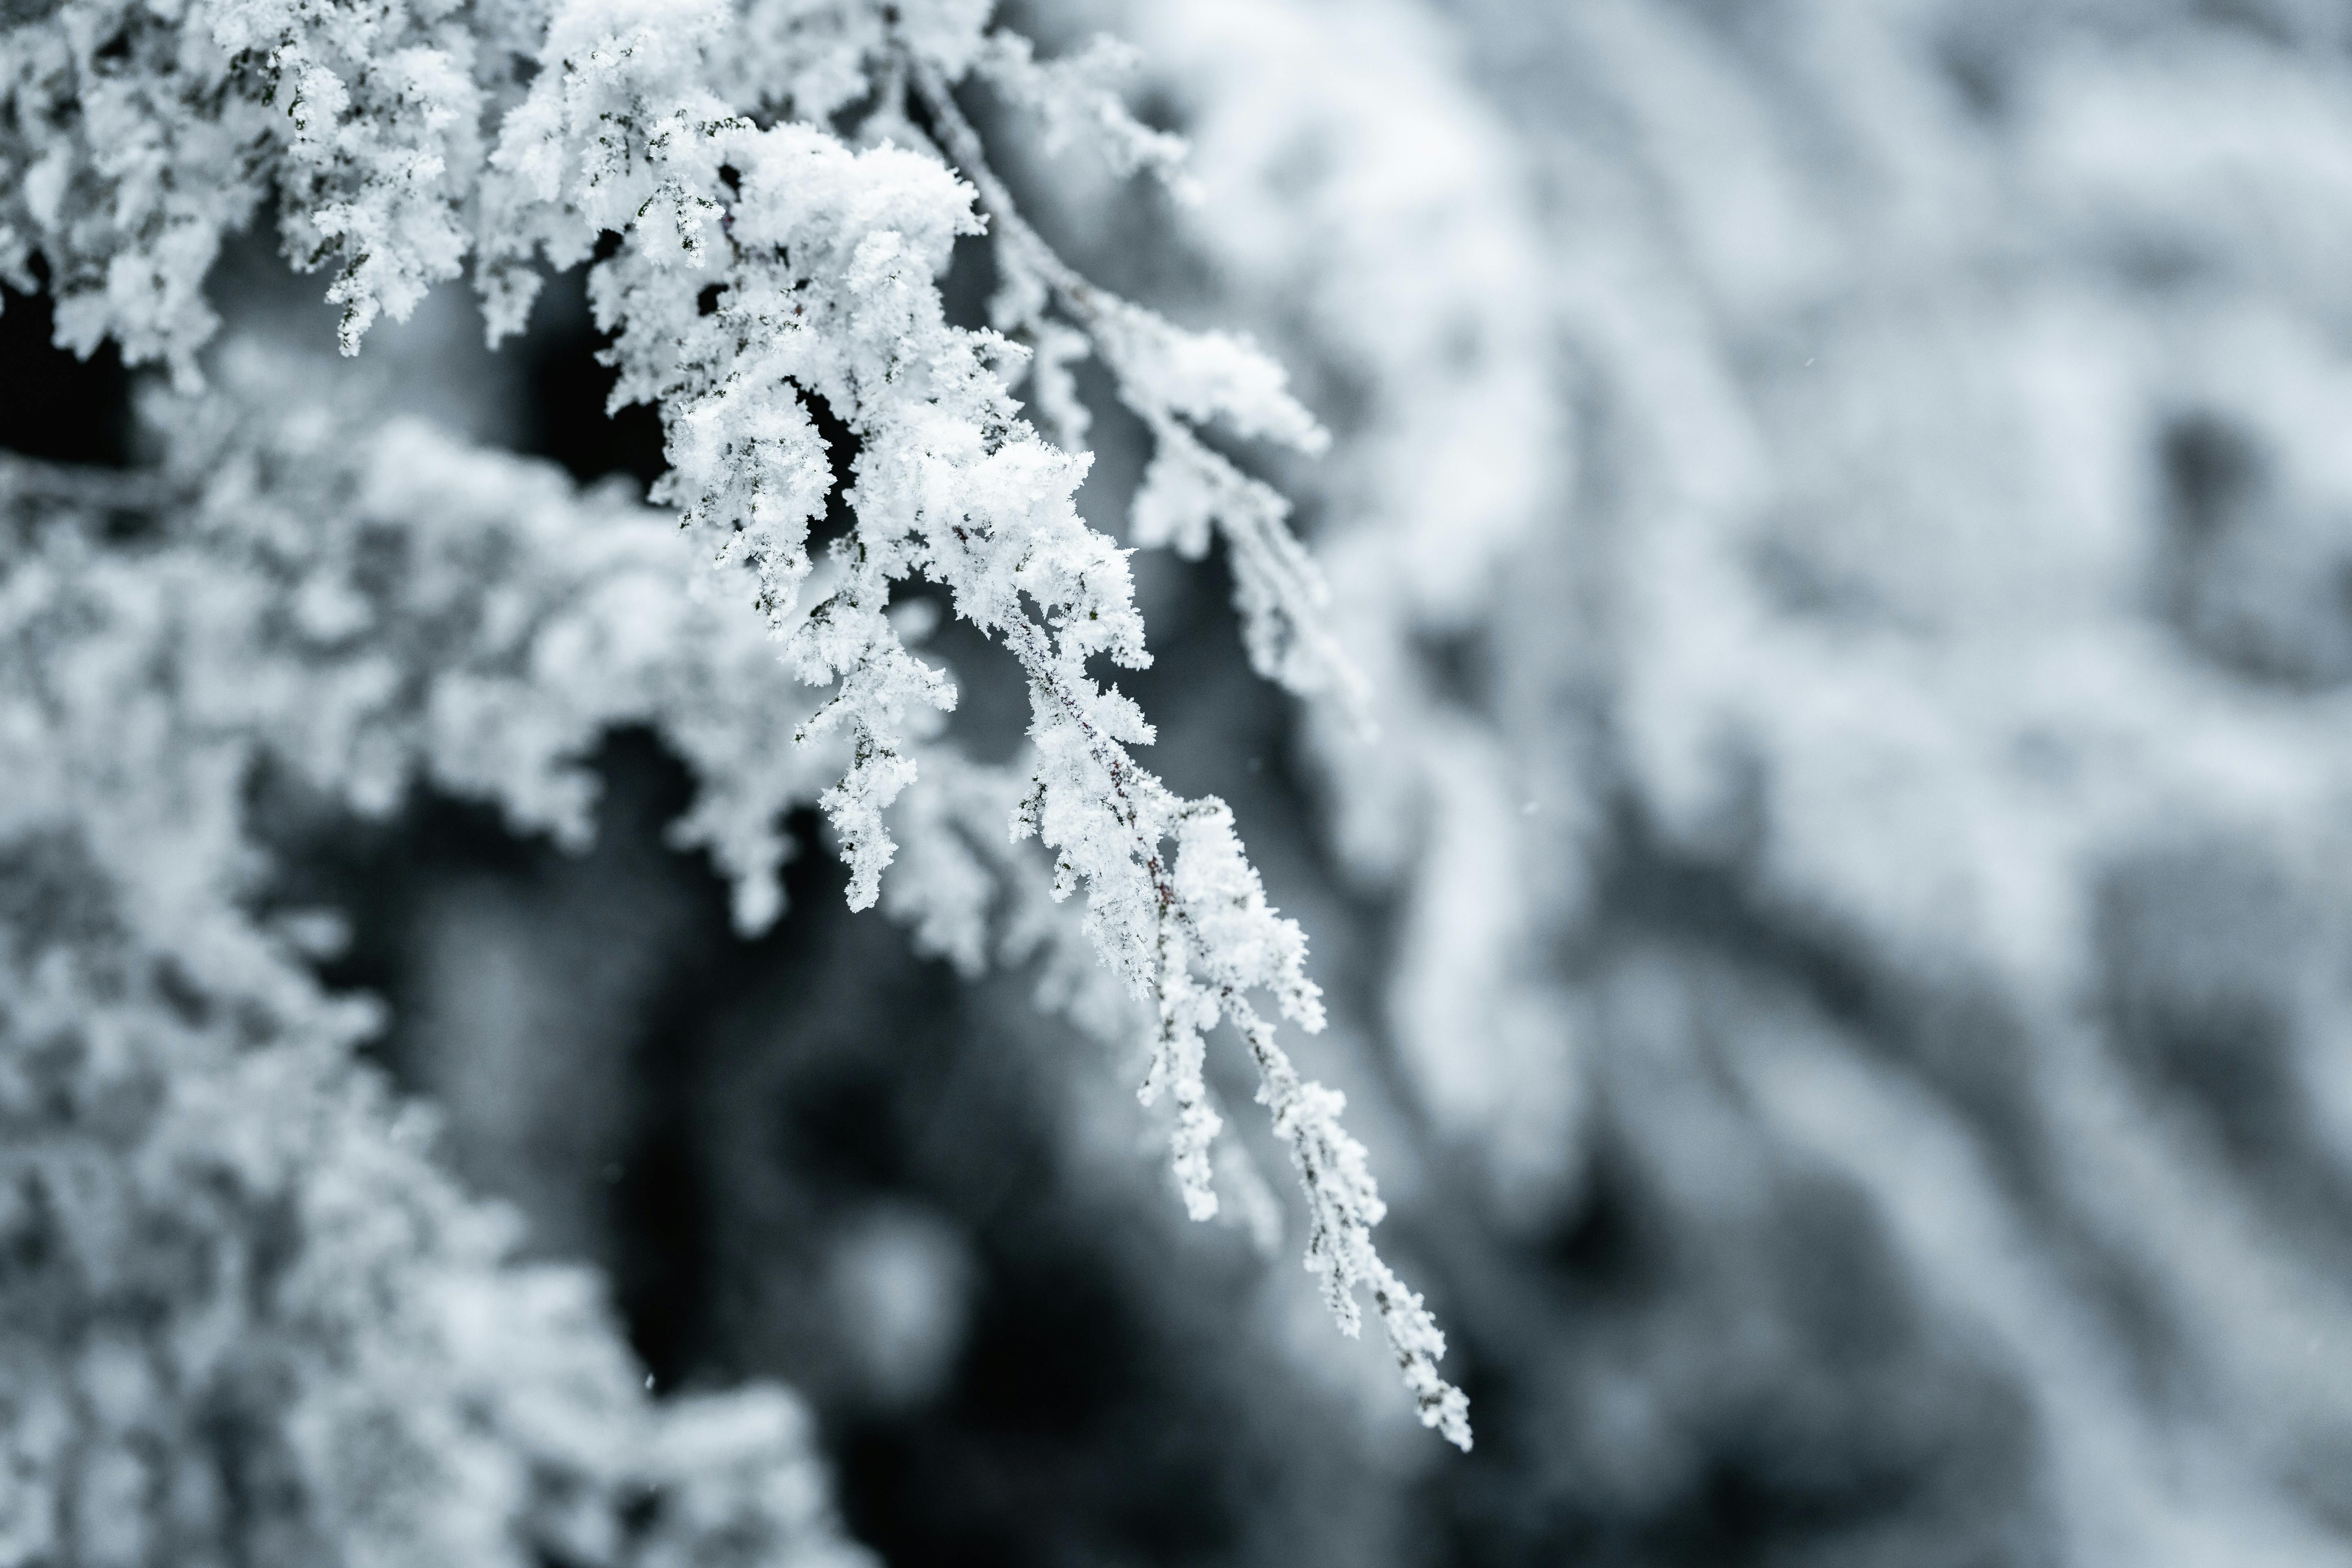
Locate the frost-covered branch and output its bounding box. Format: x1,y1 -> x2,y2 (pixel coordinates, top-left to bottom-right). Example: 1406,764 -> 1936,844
904,46 -> 1365,713
2,0 -> 1468,1447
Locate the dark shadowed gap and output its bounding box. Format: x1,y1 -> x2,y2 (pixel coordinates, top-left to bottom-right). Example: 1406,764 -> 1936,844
515,265 -> 669,492
0,278 -> 132,466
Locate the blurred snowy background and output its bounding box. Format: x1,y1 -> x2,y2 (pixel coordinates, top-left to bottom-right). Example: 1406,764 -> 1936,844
13,0 -> 2352,1562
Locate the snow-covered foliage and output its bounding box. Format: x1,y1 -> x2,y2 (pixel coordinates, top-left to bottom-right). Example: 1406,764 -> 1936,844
1513,8 -> 2352,1547
0,9 -> 1474,1545
0,394 -> 864,1566
26,0 -> 2352,1557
